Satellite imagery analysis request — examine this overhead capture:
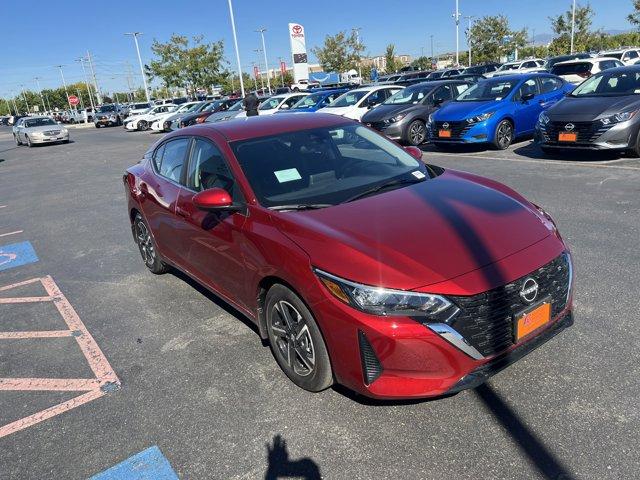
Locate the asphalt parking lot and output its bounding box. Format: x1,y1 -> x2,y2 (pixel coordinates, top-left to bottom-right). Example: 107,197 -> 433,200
0,125 -> 639,480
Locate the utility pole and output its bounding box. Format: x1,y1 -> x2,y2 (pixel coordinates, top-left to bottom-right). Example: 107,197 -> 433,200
125,33 -> 151,103
124,62 -> 135,102
86,51 -> 102,104
353,27 -> 363,78
570,0 -> 576,54
19,85 -> 30,113
76,57 -> 96,112
56,65 -> 74,111
76,89 -> 85,109
227,0 -> 245,97
453,0 -> 461,66
4,98 -> 12,115
465,15 -> 475,67
33,77 -> 46,113
253,49 -> 265,90
256,28 -> 272,94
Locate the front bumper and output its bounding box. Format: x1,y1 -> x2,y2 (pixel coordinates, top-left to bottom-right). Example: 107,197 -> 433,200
428,120 -> 492,144
536,119 -> 639,150
95,118 -> 118,127
30,133 -> 69,144
124,122 -> 138,131
365,120 -> 405,140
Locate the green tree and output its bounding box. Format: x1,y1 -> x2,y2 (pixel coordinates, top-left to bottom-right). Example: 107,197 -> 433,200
411,56 -> 433,70
311,30 -> 365,73
628,0 -> 640,28
548,2 -> 597,55
468,15 -> 527,63
384,44 -> 398,73
148,34 -> 228,96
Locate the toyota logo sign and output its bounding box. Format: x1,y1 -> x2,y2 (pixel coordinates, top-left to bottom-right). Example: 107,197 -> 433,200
291,24 -> 304,37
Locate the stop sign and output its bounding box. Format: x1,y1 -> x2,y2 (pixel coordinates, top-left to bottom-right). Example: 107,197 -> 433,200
68,95 -> 79,106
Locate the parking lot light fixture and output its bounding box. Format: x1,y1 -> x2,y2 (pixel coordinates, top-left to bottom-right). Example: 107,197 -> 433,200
256,28 -> 271,94
570,0 -> 576,54
125,33 -> 151,104
34,77 -> 46,113
227,0 -> 245,97
20,85 -> 30,113
452,0 -> 461,65
56,65 -> 74,111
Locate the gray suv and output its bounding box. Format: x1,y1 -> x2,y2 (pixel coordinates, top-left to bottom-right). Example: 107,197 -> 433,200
94,104 -> 125,128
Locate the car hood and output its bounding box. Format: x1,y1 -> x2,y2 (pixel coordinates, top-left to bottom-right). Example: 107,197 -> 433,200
95,111 -> 117,117
361,104 -> 421,122
547,95 -> 640,121
434,101 -> 497,121
274,169 -> 552,290
321,106 -> 356,116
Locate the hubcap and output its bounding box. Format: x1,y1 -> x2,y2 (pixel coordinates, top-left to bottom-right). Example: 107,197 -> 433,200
135,219 -> 155,267
497,122 -> 512,148
409,122 -> 426,144
270,300 -> 315,377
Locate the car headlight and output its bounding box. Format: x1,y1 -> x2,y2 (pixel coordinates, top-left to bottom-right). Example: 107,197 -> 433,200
466,112 -> 494,124
314,269 -> 458,320
600,110 -> 638,125
61,128 -> 68,134
387,113 -> 407,123
538,112 -> 550,125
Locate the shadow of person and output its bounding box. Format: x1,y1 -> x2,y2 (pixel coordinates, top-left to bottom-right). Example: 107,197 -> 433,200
265,434 -> 321,480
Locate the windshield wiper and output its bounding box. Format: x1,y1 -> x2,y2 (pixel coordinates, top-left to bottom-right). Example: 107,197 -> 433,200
342,177 -> 425,204
269,204 -> 333,211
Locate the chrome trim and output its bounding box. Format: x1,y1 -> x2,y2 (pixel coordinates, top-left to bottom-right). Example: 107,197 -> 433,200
427,323 -> 485,360
565,251 -> 574,305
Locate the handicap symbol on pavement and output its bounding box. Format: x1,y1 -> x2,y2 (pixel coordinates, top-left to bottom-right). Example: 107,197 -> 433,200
0,241 -> 39,272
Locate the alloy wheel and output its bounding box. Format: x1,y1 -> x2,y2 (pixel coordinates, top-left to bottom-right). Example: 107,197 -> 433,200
408,121 -> 426,145
138,120 -> 148,131
497,121 -> 513,149
134,218 -> 156,267
270,300 -> 315,377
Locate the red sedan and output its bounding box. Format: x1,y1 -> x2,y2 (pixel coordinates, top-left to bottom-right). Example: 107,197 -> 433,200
123,113 -> 574,400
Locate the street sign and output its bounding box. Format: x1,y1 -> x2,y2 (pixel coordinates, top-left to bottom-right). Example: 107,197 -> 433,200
68,95 -> 79,106
280,61 -> 287,74
253,65 -> 259,79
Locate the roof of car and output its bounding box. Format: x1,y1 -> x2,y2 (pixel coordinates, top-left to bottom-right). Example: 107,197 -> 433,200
554,57 -> 621,65
183,112 -> 353,142
483,72 -> 554,82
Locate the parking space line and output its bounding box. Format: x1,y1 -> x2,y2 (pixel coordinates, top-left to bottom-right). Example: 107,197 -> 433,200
0,296 -> 54,304
429,152 -> 640,171
0,230 -> 23,238
0,330 -> 73,339
0,378 -> 100,391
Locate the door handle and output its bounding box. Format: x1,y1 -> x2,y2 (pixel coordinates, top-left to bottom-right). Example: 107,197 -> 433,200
176,206 -> 189,218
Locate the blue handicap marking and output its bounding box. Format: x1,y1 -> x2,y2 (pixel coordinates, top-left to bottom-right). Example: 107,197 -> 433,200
0,241 -> 38,272
89,446 -> 178,480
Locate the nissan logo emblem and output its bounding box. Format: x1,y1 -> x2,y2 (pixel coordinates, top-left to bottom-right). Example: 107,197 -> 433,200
520,278 -> 539,303
442,122 -> 450,130
564,123 -> 575,131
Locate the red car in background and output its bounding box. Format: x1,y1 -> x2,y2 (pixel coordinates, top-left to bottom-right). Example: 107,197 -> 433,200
123,114 -> 573,400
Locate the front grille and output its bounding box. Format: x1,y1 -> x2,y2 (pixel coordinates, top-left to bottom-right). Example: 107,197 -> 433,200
448,253 -> 571,357
365,121 -> 385,131
541,121 -> 614,144
358,330 -> 383,385
431,120 -> 471,140
43,130 -> 61,136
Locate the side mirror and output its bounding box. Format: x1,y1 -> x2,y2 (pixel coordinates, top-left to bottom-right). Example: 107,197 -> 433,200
193,188 -> 241,212
433,98 -> 444,107
404,146 -> 423,160
280,104 -> 290,110
521,92 -> 535,102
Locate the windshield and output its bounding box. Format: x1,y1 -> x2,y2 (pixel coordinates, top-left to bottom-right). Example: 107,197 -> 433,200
325,91 -> 367,108
97,105 -> 117,112
230,124 -> 428,208
456,79 -> 519,101
292,93 -> 325,108
571,70 -> 640,96
203,101 -> 223,112
497,63 -> 520,71
384,85 -> 430,104
551,63 -> 591,75
259,96 -> 285,110
427,71 -> 443,79
133,103 -> 149,109
25,118 -> 56,127
228,100 -> 243,111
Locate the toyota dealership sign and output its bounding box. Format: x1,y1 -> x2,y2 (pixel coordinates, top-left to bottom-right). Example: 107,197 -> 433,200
288,23 -> 309,83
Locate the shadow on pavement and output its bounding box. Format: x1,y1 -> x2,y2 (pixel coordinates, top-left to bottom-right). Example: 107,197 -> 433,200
475,384 -> 576,480
513,142 -> 626,162
265,434 -> 321,480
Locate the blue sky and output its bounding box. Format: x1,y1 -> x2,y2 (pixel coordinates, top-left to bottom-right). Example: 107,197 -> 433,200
0,0 -> 636,96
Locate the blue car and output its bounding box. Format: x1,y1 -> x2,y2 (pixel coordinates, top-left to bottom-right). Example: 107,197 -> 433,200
278,88 -> 350,113
429,73 -> 574,149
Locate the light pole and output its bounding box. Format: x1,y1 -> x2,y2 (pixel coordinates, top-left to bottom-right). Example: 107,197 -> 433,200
76,57 -> 96,113
570,0 -> 576,54
250,63 -> 258,91
56,65 -> 74,111
465,15 -> 475,67
227,0 -> 245,97
86,51 -> 102,104
430,35 -> 434,67
353,27 -> 363,78
253,49 -> 265,90
20,85 -> 30,113
125,33 -> 151,104
453,0 -> 461,66
255,28 -> 271,94
34,77 -> 46,113
277,56 -> 285,87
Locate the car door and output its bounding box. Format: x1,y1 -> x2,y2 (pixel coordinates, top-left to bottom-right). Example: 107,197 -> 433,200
512,78 -> 541,135
174,136 -> 249,307
537,76 -> 565,109
139,137 -> 191,265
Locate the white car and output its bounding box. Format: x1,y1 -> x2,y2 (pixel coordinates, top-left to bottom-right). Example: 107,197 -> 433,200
550,57 -> 624,84
236,93 -> 309,118
599,48 -> 640,65
487,59 -> 545,77
290,79 -> 320,91
124,104 -> 177,131
320,85 -> 404,121
150,102 -> 201,132
127,102 -> 153,117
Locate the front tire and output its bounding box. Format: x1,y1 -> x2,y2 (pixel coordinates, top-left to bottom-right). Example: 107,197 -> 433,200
138,120 -> 148,131
492,119 -> 513,150
26,135 -> 33,147
265,284 -> 333,392
14,134 -> 21,146
133,213 -> 168,274
406,119 -> 427,146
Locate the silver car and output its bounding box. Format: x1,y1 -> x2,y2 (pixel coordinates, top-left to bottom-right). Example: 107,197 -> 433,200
13,116 -> 70,147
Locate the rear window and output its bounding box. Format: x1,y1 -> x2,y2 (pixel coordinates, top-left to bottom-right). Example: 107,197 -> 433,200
551,62 -> 592,75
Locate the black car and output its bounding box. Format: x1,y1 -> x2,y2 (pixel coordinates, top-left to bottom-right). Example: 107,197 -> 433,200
361,80 -> 472,146
543,53 -> 592,71
426,68 -> 463,80
462,63 -> 501,75
451,73 -> 485,83
178,98 -> 242,127
394,70 -> 432,85
535,65 -> 640,155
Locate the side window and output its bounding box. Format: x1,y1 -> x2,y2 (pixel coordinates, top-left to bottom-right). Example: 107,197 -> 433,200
364,90 -> 385,106
155,138 -> 190,184
539,77 -> 563,94
152,143 -> 165,171
514,79 -> 539,100
186,139 -> 240,199
522,61 -> 535,69
629,51 -> 639,60
433,85 -> 452,103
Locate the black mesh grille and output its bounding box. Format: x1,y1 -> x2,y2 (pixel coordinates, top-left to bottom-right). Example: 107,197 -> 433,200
431,120 -> 472,140
365,121 -> 386,131
541,121 -> 614,144
448,253 -> 571,357
358,330 -> 383,385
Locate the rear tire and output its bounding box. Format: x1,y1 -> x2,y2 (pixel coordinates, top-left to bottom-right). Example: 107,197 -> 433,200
133,213 -> 168,274
492,119 -> 513,150
265,284 -> 333,392
138,120 -> 148,131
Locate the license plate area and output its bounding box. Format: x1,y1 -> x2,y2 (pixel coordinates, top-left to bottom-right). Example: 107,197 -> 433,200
438,129 -> 451,138
558,132 -> 577,142
514,298 -> 552,342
